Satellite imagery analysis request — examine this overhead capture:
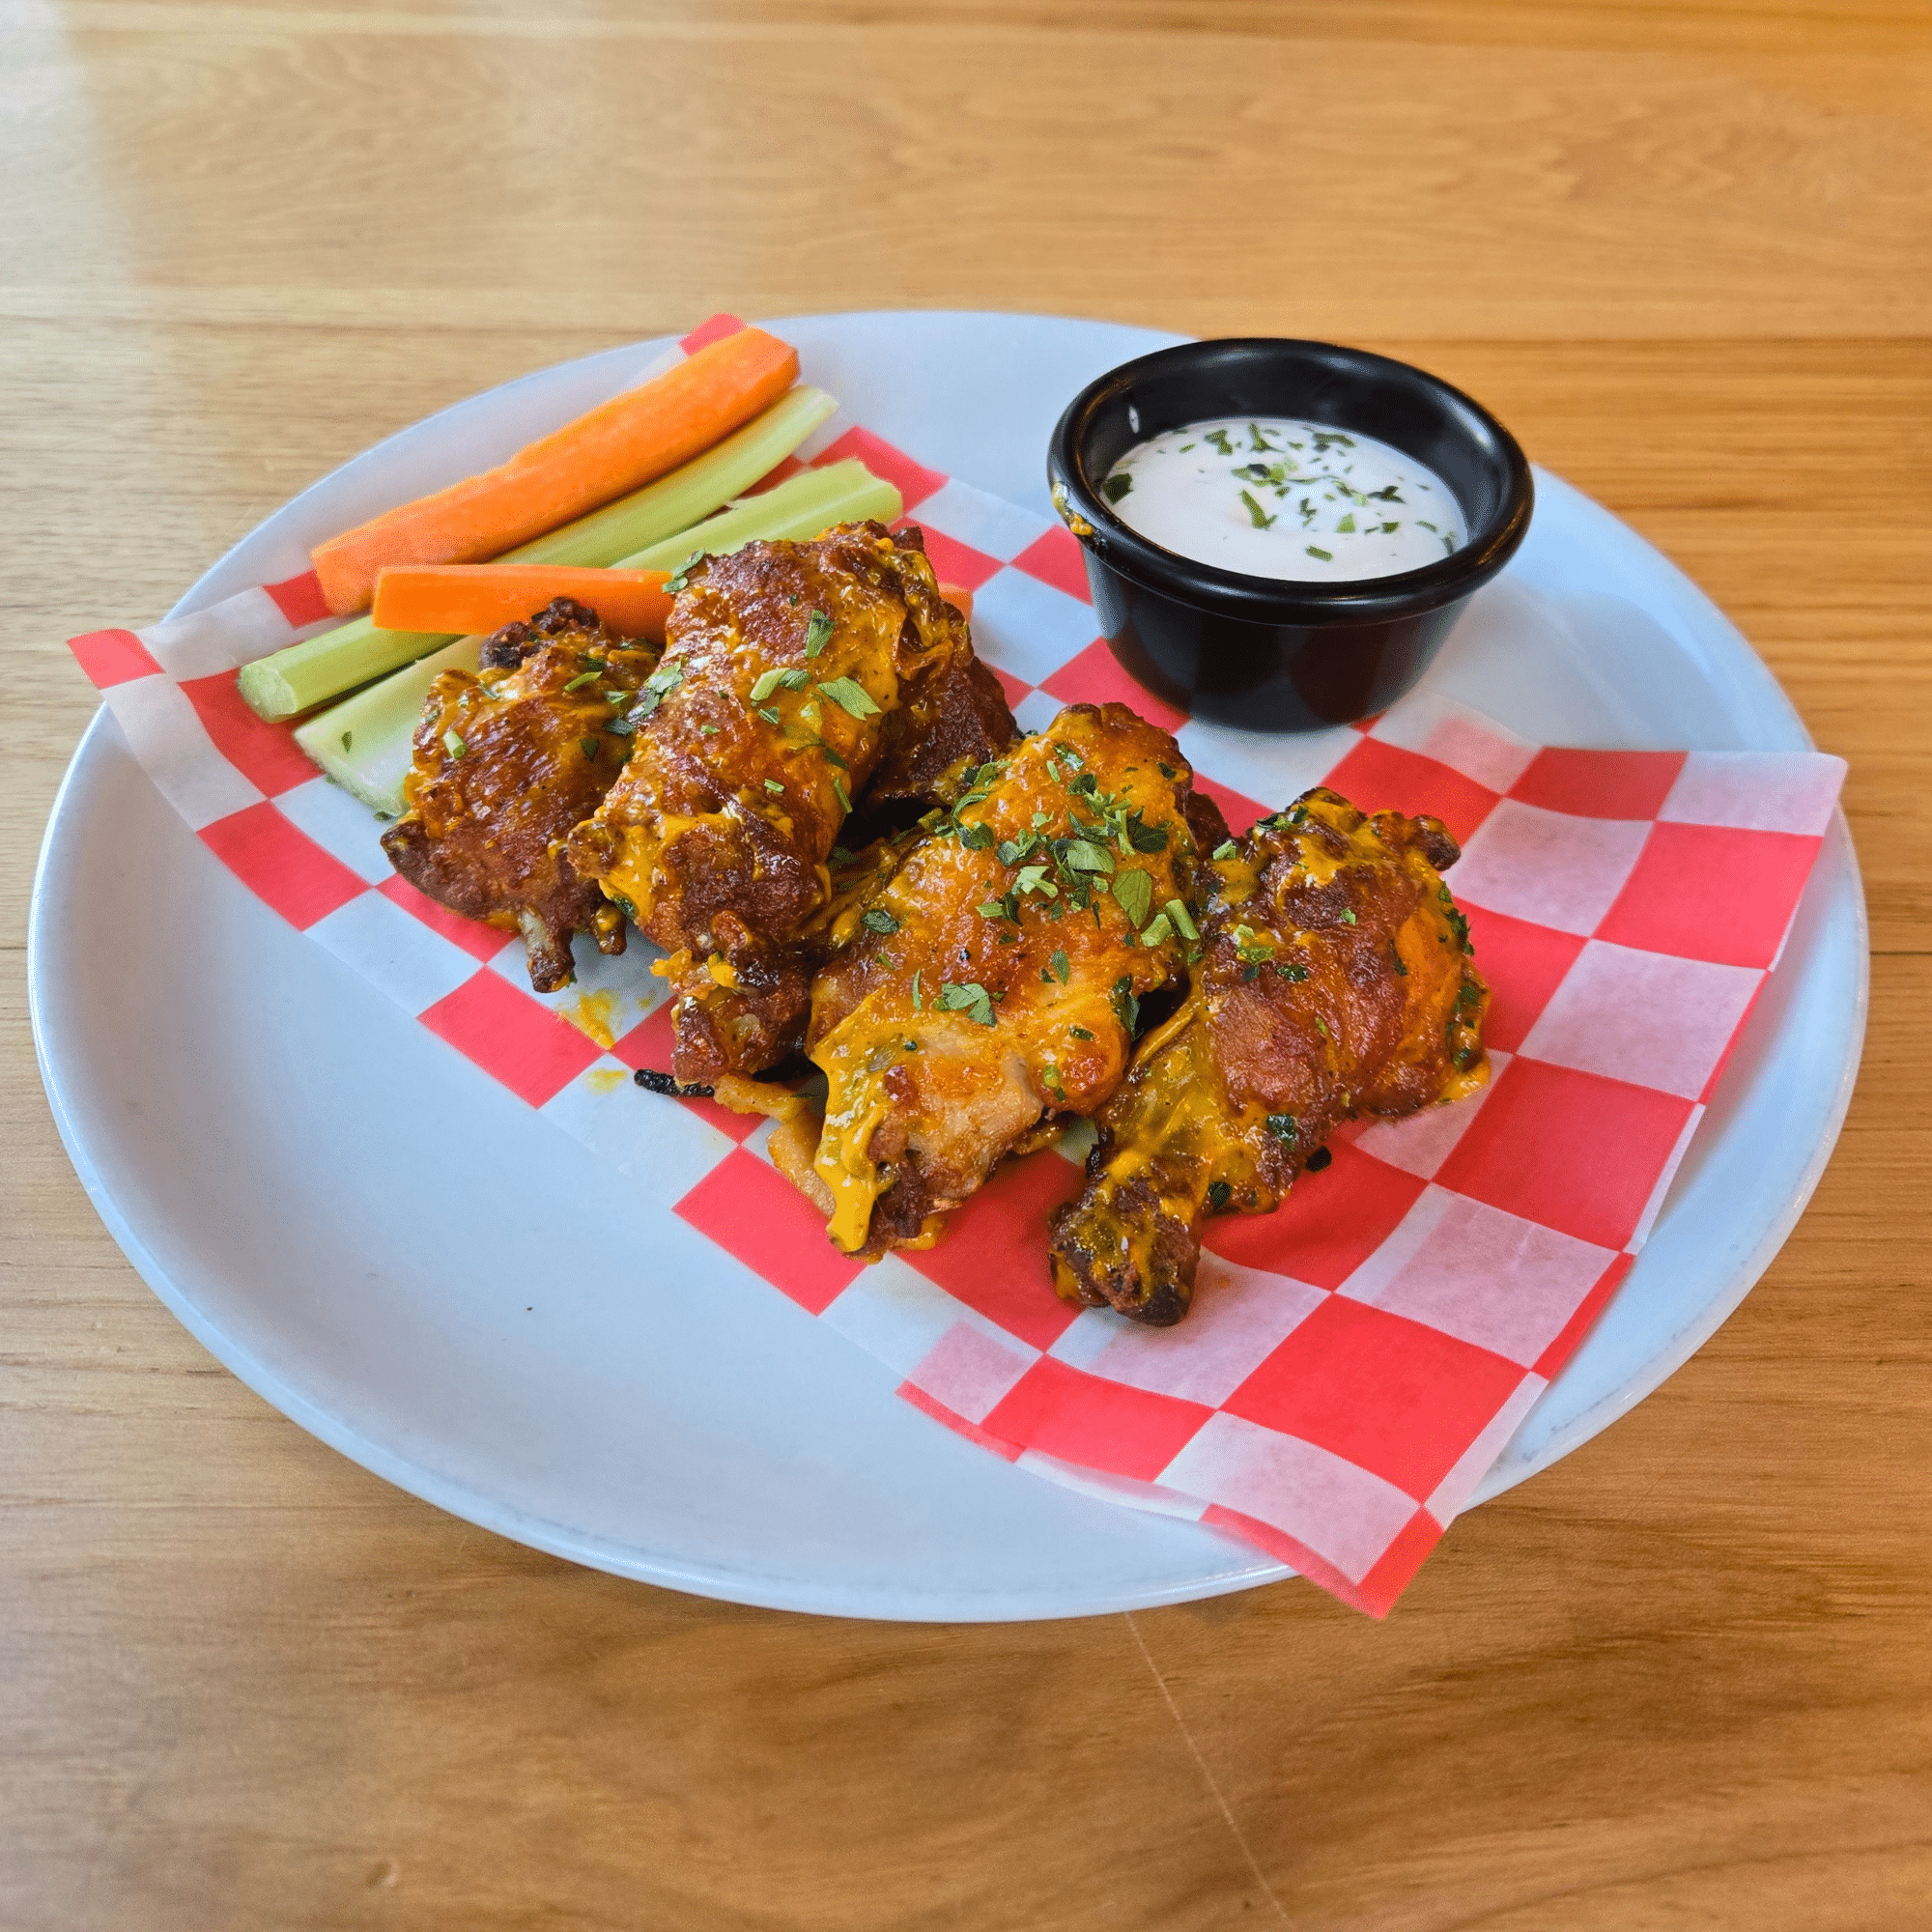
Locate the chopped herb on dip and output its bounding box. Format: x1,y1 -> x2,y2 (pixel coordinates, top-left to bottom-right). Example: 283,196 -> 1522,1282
1099,415 -> 1463,582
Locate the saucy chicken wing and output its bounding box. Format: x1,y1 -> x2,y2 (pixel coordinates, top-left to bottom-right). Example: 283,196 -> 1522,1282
803,702 -> 1223,1257
855,651 -> 1019,829
382,597 -> 660,992
562,523 -> 995,1084
1048,787 -> 1489,1325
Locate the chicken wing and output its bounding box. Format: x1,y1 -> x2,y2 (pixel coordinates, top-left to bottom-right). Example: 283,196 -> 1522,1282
382,597 -> 660,992
562,523 -> 993,1084
804,701 -> 1223,1257
1048,787 -> 1490,1325
853,650 -> 1019,831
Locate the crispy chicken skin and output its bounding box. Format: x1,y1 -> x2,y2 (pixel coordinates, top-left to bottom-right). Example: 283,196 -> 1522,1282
805,702 -> 1224,1258
382,597 -> 659,993
1048,787 -> 1490,1325
562,523 -> 994,1084
857,652 -> 1019,825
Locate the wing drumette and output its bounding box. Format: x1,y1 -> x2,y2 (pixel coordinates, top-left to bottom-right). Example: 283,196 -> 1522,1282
562,524 -> 996,1084
382,597 -> 660,992
1048,787 -> 1489,1325
804,702 -> 1223,1257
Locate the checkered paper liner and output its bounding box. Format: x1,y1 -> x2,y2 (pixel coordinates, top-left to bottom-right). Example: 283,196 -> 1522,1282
66,316 -> 1847,1616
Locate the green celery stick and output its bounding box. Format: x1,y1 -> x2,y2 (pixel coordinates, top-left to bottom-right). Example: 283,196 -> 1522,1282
295,458 -> 902,818
620,458 -> 901,571
497,383 -> 836,568
292,635 -> 480,817
239,384 -> 838,723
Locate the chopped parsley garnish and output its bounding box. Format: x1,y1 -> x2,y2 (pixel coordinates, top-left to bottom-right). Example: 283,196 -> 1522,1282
815,676 -> 879,720
1164,898 -> 1200,942
1110,976 -> 1139,1035
1240,489 -> 1276,530
1335,513 -> 1356,534
958,822 -> 995,851
1102,472 -> 1133,503
1059,838 -> 1114,875
1207,1180 -> 1232,1212
1204,428 -> 1235,456
862,907 -> 899,935
1112,868 -> 1153,930
1139,912 -> 1173,948
1049,948 -> 1070,985
1305,545 -> 1333,562
1265,1114 -> 1297,1146
580,736 -> 600,759
1337,907 -> 1357,924
1069,1025 -> 1094,1040
750,665 -> 809,703
833,777 -> 852,814
339,730 -> 353,752
935,980 -> 997,1028
803,609 -> 836,657
756,705 -> 781,725
563,669 -> 601,692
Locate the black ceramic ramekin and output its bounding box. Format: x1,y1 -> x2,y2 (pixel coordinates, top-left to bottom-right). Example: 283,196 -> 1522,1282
1046,339 -> 1533,732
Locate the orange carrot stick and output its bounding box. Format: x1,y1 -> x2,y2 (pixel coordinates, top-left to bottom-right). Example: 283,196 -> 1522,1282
937,582 -> 973,621
371,566 -> 674,645
313,327 -> 799,616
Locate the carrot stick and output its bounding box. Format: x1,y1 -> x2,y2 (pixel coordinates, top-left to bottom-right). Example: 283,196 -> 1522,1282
312,327 -> 799,616
371,566 -> 674,644
937,583 -> 973,621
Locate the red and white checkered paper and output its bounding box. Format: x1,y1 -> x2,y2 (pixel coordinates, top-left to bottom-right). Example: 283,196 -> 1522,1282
67,316 -> 1846,1616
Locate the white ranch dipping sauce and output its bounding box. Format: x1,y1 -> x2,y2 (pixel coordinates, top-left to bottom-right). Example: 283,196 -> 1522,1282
1100,416 -> 1463,582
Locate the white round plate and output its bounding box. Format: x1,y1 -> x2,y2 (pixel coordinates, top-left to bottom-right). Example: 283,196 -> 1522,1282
29,313 -> 1865,1620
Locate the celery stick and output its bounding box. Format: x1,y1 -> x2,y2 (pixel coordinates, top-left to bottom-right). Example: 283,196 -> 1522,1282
497,383 -> 837,568
620,459 -> 901,572
291,635 -> 479,816
240,616 -> 444,724
239,384 -> 838,723
295,458 -> 901,819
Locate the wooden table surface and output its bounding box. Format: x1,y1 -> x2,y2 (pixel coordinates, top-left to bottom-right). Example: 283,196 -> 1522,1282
5,4 -> 1930,1926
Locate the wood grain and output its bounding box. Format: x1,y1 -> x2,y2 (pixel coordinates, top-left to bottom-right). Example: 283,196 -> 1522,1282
3,2 -> 1928,1926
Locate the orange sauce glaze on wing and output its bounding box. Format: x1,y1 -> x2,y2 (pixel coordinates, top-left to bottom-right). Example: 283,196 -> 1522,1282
562,527 -> 968,963
808,702 -> 1208,1254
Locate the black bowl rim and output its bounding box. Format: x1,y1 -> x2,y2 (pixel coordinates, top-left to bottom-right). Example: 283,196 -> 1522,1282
1047,336 -> 1535,627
